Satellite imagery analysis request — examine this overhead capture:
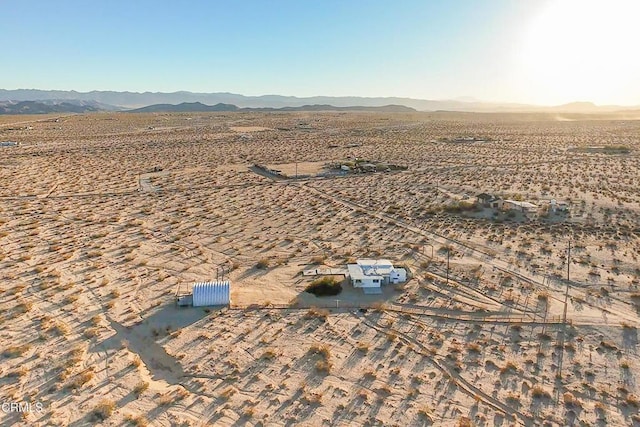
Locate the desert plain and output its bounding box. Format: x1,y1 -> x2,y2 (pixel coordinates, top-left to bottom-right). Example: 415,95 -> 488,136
1,110 -> 640,426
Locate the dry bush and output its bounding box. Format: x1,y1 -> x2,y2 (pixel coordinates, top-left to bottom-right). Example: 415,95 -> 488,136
365,302 -> 386,314
3,344 -> 31,358
130,355 -> 142,368
84,327 -> 99,339
66,370 -> 95,390
157,393 -> 173,406
417,405 -> 434,423
500,360 -> 519,375
356,341 -> 370,353
125,414 -> 149,427
465,342 -> 481,354
310,255 -> 326,265
537,290 -> 550,301
309,343 -> 331,359
220,387 -> 236,401
563,392 -> 581,408
531,385 -> 551,400
304,307 -> 329,320
261,349 -> 277,360
305,276 -> 342,296
255,258 -> 270,269
625,394 -> 640,408
133,381 -> 149,395
92,399 -> 116,421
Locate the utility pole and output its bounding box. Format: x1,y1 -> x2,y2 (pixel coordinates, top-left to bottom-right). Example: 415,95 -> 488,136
562,238 -> 571,324
446,247 -> 450,285
295,161 -> 298,179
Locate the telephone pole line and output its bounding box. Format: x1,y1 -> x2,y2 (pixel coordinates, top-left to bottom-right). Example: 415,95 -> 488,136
562,238 -> 571,324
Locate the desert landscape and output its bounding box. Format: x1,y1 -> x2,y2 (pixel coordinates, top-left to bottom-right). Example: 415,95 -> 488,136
1,110 -> 640,426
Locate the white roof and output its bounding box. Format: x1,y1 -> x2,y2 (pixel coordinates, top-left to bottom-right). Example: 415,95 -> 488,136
349,260 -> 396,278
356,259 -> 393,267
347,264 -> 383,281
503,200 -> 538,209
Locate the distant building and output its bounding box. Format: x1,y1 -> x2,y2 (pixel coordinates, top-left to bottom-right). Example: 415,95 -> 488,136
347,259 -> 407,294
501,200 -> 538,214
476,193 -> 501,208
550,199 -> 570,213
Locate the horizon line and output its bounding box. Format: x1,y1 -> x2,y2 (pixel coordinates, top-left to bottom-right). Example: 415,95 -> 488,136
3,87 -> 640,108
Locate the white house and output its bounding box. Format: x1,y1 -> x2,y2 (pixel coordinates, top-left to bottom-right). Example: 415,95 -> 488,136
501,200 -> 538,214
347,259 -> 407,294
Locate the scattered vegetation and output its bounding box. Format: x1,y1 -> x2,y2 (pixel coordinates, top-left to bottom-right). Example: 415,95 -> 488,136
305,276 -> 342,296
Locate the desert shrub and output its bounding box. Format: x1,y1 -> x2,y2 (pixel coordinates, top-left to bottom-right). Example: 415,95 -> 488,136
309,344 -> 331,359
626,394 -> 640,408
3,344 -> 31,358
315,359 -> 332,373
133,381 -> 149,395
310,255 -> 326,265
305,276 -> 342,296
125,415 -> 149,427
84,327 -> 99,338
304,307 -> 330,320
417,406 -> 433,423
66,370 -> 95,389
92,399 -> 116,421
261,349 -> 277,360
537,291 -> 549,301
531,385 -> 551,399
256,258 -> 270,269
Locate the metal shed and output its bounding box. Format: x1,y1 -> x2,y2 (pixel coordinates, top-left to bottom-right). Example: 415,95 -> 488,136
192,280 -> 231,307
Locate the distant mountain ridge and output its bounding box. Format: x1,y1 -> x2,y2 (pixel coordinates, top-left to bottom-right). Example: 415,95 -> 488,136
129,102 -> 239,113
0,100 -> 115,114
127,102 -> 416,113
1,89 -> 638,113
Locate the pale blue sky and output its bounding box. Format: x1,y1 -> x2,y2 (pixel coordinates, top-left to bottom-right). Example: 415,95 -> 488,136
3,0 -> 639,105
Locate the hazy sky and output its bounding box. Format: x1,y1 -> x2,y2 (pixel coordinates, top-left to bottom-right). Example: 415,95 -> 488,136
3,0 -> 639,105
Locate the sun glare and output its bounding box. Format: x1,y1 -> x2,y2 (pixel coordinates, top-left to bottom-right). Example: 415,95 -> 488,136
518,0 -> 640,105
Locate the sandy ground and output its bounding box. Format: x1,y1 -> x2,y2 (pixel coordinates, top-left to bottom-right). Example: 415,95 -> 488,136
266,161 -> 329,177
230,126 -> 272,132
0,111 -> 640,426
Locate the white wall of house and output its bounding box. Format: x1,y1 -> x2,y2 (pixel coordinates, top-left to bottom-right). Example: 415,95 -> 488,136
353,276 -> 383,288
348,260 -> 406,289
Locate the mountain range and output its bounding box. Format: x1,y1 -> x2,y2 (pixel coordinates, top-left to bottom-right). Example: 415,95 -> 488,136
0,99 -> 117,115
127,102 -> 416,113
0,89 -> 638,114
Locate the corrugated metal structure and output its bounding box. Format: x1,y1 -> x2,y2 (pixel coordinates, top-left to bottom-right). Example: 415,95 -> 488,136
192,280 -> 231,307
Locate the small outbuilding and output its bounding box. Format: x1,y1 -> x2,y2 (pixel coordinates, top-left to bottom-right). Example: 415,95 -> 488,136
502,200 -> 538,214
476,193 -> 501,208
192,280 -> 231,307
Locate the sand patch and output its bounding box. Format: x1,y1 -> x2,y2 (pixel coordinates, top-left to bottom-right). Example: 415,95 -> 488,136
266,161 -> 328,176
230,126 -> 272,132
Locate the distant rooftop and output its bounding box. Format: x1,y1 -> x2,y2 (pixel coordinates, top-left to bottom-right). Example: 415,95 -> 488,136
504,200 -> 538,209
356,259 -> 393,267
